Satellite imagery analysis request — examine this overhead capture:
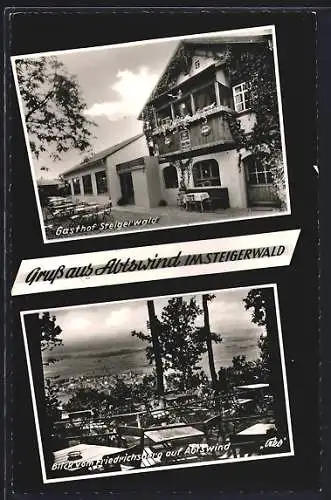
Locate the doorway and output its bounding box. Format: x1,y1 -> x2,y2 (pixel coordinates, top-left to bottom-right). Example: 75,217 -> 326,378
119,172 -> 135,205
244,155 -> 279,207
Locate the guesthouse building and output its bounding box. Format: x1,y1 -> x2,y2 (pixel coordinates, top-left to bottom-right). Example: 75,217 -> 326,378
61,134 -> 163,209
138,29 -> 284,210
62,29 -> 285,214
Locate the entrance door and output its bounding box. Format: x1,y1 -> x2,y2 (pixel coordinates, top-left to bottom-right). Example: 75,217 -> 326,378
244,156 -> 279,207
119,172 -> 135,205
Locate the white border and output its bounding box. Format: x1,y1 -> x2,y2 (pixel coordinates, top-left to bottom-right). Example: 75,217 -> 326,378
11,25 -> 291,245
20,283 -> 294,484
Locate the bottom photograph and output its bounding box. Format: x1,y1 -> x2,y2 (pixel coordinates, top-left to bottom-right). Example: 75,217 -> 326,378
21,284 -> 294,483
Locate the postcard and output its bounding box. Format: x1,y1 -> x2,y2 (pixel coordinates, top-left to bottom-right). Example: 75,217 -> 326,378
20,284 -> 294,483
11,25 -> 290,243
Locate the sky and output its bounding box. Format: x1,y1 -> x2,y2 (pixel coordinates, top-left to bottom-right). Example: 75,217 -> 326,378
22,39 -> 178,179
14,26 -> 273,180
37,287 -> 267,359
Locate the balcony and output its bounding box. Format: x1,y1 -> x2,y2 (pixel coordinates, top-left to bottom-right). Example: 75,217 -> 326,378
151,106 -> 235,158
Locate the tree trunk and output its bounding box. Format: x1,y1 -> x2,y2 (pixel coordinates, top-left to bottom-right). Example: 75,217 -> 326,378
202,295 -> 218,390
147,300 -> 165,396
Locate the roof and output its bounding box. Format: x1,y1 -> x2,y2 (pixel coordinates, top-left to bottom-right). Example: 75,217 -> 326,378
138,32 -> 270,119
61,134 -> 144,176
37,177 -> 60,186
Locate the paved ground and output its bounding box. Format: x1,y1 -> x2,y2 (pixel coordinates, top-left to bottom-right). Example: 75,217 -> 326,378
45,205 -> 283,240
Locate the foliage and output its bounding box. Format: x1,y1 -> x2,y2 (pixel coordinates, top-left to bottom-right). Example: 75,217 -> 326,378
150,44 -> 193,100
165,369 -> 210,393
216,287 -> 275,390
224,41 -> 286,206
174,158 -> 192,190
15,56 -> 97,161
44,378 -> 62,424
243,287 -> 275,378
63,374 -> 158,416
243,287 -> 273,327
39,312 -> 63,360
128,372 -> 158,402
132,296 -> 222,390
64,388 -> 112,415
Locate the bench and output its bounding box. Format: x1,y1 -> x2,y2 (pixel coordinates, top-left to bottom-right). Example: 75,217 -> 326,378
185,187 -> 229,210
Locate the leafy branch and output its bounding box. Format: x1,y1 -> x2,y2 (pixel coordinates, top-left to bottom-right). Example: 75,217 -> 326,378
15,56 -> 97,161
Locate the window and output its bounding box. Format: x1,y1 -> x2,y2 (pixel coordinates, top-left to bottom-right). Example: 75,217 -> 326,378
156,106 -> 172,126
233,82 -> 251,112
82,174 -> 93,195
72,177 -> 81,195
173,94 -> 192,118
163,165 -> 178,189
193,83 -> 217,112
95,170 -> 108,194
246,156 -> 273,185
192,159 -> 220,187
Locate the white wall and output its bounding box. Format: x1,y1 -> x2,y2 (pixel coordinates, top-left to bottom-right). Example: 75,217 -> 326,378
160,150 -> 248,208
131,168 -> 149,207
215,67 -> 230,87
64,161 -> 110,204
107,136 -> 149,205
176,55 -> 215,86
159,162 -> 181,206
145,157 -> 163,208
182,150 -> 247,209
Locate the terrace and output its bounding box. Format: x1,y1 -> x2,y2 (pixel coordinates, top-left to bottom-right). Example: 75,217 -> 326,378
48,383 -> 285,477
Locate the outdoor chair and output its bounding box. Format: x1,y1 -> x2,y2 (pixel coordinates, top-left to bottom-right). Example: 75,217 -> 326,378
227,434 -> 263,458
201,414 -> 226,446
95,206 -> 113,224
176,192 -> 187,209
101,440 -> 144,472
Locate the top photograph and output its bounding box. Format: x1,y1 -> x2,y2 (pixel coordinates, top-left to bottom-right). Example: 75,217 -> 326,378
11,25 -> 290,244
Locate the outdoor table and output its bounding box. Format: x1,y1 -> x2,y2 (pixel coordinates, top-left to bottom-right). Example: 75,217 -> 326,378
77,204 -> 99,212
237,423 -> 275,437
74,205 -> 91,211
164,391 -> 198,405
49,197 -> 67,202
184,192 -> 209,212
53,203 -> 75,211
49,200 -> 71,205
236,398 -> 253,405
144,425 -> 204,445
53,443 -> 125,472
236,384 -> 269,390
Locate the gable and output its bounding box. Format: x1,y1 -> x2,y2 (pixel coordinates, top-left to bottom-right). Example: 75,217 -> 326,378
142,42 -> 231,114
175,53 -> 215,87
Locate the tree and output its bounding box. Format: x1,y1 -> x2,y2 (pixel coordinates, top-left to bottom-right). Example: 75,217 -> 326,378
15,56 -> 97,161
38,312 -> 63,365
147,300 -> 165,396
243,287 -> 288,434
64,388 -> 112,414
133,296 -> 220,390
174,157 -> 192,191
44,378 -> 62,423
201,294 -> 221,390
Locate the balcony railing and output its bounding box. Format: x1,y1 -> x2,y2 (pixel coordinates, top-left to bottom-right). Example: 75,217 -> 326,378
151,105 -> 235,157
